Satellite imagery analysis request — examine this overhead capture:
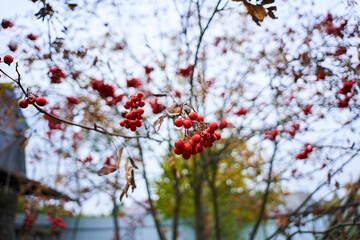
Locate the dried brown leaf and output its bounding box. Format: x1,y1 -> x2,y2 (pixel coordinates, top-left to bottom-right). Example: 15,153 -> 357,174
153,115 -> 166,131
168,103 -> 182,114
243,1 -> 267,25
97,166 -> 117,176
129,158 -> 138,169
116,148 -> 123,168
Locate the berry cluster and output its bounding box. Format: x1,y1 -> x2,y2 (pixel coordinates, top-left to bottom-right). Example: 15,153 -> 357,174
176,64 -> 193,78
90,79 -> 124,106
46,214 -> 66,231
173,111 -> 221,160
19,95 -> 47,108
48,66 -> 66,84
119,92 -> 145,131
149,97 -> 164,114
126,78 -> 142,88
1,19 -> 14,29
24,212 -> 34,228
295,144 -> 314,159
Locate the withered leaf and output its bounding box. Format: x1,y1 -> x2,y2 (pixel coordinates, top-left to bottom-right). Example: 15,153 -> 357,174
243,1 -> 267,25
168,103 -> 182,114
153,115 -> 166,131
116,148 -> 123,168
68,3 -> 77,10
125,158 -> 130,180
130,169 -> 136,192
129,157 -> 138,169
97,166 -> 117,176
261,0 -> 275,5
120,182 -> 130,201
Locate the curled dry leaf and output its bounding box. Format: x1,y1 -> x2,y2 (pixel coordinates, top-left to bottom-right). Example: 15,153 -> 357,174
153,115 -> 166,131
97,166 -> 117,176
168,103 -> 182,114
232,0 -> 277,25
129,157 -> 138,169
116,147 -> 123,168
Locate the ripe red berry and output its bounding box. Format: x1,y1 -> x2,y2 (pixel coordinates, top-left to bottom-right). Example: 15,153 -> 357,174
182,152 -> 191,160
191,147 -> 197,155
36,97 -> 47,106
137,92 -> 144,99
197,115 -> 204,122
135,119 -> 142,127
26,96 -> 36,104
174,147 -> 183,155
183,120 -> 192,128
192,134 -> 201,142
130,125 -> 137,131
19,99 -> 28,108
196,144 -> 204,153
209,122 -> 218,131
174,118 -> 183,127
3,55 -> 14,66
120,120 -> 126,126
174,139 -> 185,151
184,143 -> 192,152
189,112 -> 198,120
138,108 -> 144,114
215,132 -> 221,140
139,100 -> 145,107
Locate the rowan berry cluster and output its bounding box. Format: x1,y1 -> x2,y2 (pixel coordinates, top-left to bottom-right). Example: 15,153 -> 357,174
19,95 -> 47,108
119,92 -> 145,131
173,111 -> 221,160
295,144 -> 314,159
24,212 -> 34,228
46,213 -> 66,231
48,66 -> 66,84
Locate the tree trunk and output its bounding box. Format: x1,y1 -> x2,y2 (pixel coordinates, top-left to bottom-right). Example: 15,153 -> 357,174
193,155 -> 205,240
0,186 -> 17,240
194,183 -> 204,240
172,176 -> 181,240
209,180 -> 221,240
137,139 -> 166,240
112,194 -> 120,240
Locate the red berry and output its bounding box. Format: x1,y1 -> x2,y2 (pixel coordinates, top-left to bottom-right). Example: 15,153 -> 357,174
124,103 -> 131,109
174,140 -> 185,151
215,132 -> 221,140
19,99 -> 28,108
183,120 -> 192,128
36,97 -> 47,106
209,122 -> 218,131
184,143 -> 192,152
174,118 -> 183,127
196,144 -> 204,153
182,152 -> 191,160
197,115 -> 204,121
137,92 -> 144,99
191,147 -> 197,155
135,119 -> 142,127
192,134 -> 201,142
120,120 -> 126,126
174,147 -> 183,155
3,55 -> 13,66
130,125 -> 137,131
26,96 -> 36,104
138,108 -> 144,114
189,112 -> 198,120
139,100 -> 145,107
